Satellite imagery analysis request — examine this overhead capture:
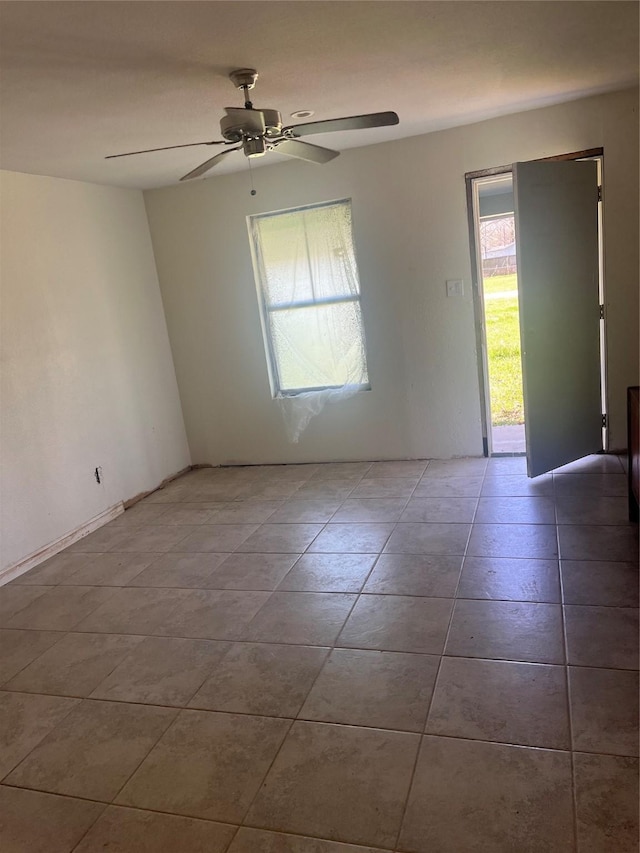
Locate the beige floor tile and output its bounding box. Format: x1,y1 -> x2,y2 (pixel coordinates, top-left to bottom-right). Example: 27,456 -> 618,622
142,483 -> 195,504
427,657 -> 569,748
59,552 -> 159,586
187,484 -> 247,501
116,709 -> 290,822
560,560 -> 639,606
574,752 -> 639,853
68,525 -> 141,553
205,553 -> 300,590
6,698 -> 176,800
277,553 -> 376,592
569,666 -> 639,756
485,456 -> 528,476
245,592 -> 356,645
0,629 -> 64,684
75,587 -> 190,635
91,637 -> 230,706
172,523 -> 259,552
366,460 -> 427,479
398,736 -> 574,853
445,599 -> 564,663
384,522 -> 470,555
112,502 -> 173,525
467,523 -> 558,559
268,500 -> 341,523
9,552 -> 92,585
295,480 -> 357,500
229,827 -> 390,852
160,589 -> 270,640
457,556 -> 560,602
413,476 -> 483,498
474,497 -> 556,525
481,474 -> 554,497
73,805 -> 235,852
337,595 -> 453,654
253,463 -> 319,482
558,524 -> 638,562
0,786 -> 105,853
246,720 -> 419,848
125,552 -> 228,588
4,633 -> 143,697
149,505 -> 218,525
351,478 -> 416,499
423,458 -> 488,478
210,501 -> 283,523
190,642 -> 328,716
362,554 -> 461,597
0,585 -> 52,621
236,523 -> 323,553
308,523 -> 394,553
113,525 -> 206,553
564,605 -> 639,669
399,497 -> 477,524
556,494 -> 630,525
5,459 -> 636,853
6,586 -> 117,631
0,691 -> 79,778
301,648 -> 438,731
553,472 -> 627,496
240,482 -> 306,501
310,462 -> 372,480
332,498 -> 407,523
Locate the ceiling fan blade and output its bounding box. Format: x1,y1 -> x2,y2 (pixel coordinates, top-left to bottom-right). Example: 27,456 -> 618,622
105,140 -> 227,159
284,111 -> 399,138
180,147 -> 241,181
273,139 -> 339,165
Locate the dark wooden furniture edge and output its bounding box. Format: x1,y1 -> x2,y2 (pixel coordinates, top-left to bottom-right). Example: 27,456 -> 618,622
628,386 -> 639,523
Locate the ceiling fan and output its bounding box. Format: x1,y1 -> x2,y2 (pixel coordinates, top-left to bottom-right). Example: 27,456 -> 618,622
106,69 -> 399,181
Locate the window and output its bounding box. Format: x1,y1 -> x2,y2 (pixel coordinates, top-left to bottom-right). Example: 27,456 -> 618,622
249,199 -> 369,396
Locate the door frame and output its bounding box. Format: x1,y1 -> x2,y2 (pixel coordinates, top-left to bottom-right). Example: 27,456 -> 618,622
464,148 -> 606,458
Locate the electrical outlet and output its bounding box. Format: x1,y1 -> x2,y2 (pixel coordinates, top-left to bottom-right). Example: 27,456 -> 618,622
446,279 -> 464,297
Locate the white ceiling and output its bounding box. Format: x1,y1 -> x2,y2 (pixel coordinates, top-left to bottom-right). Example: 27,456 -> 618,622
0,1 -> 637,190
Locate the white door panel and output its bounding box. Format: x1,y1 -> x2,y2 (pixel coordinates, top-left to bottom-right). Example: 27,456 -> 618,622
513,160 -> 601,477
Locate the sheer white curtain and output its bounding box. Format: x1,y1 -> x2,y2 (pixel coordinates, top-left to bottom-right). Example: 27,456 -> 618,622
251,200 -> 369,441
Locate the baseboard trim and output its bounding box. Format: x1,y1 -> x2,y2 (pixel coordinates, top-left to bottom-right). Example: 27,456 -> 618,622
0,502 -> 124,586
122,465 -> 192,509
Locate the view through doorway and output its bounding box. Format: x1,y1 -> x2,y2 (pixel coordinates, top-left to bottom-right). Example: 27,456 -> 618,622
476,175 -> 525,454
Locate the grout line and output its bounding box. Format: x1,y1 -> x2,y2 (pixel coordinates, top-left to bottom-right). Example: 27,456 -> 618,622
556,490 -> 580,853
392,461 -> 484,849
0,780 -> 243,833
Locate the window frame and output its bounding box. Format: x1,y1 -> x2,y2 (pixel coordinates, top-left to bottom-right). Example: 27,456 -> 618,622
248,198 -> 371,398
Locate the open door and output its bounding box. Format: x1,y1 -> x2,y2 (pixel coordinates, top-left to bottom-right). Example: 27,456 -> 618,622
514,160 -> 602,477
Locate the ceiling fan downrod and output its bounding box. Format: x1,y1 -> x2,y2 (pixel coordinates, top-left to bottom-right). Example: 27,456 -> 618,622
228,68 -> 259,110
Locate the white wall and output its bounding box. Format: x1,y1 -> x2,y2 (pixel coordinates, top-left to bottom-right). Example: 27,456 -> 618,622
144,88 -> 639,465
0,171 -> 191,573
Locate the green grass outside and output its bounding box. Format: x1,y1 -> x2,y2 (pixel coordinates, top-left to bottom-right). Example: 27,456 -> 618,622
483,272 -> 518,295
483,273 -> 525,426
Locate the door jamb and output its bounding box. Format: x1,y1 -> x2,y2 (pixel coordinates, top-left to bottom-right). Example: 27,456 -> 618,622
465,148 -> 605,458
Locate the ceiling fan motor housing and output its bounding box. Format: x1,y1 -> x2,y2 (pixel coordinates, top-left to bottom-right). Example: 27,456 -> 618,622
220,107 -> 283,143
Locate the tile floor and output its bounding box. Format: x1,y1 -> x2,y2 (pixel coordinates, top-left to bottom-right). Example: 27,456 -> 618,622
1,454 -> 638,852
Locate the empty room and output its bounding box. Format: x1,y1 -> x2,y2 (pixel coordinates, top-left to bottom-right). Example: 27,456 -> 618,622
0,2 -> 638,852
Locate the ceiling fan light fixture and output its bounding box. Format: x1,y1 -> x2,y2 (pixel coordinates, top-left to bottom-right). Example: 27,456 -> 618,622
243,137 -> 267,158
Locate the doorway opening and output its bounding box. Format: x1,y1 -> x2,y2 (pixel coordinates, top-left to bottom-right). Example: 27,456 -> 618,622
466,150 -> 606,466
473,174 -> 524,454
